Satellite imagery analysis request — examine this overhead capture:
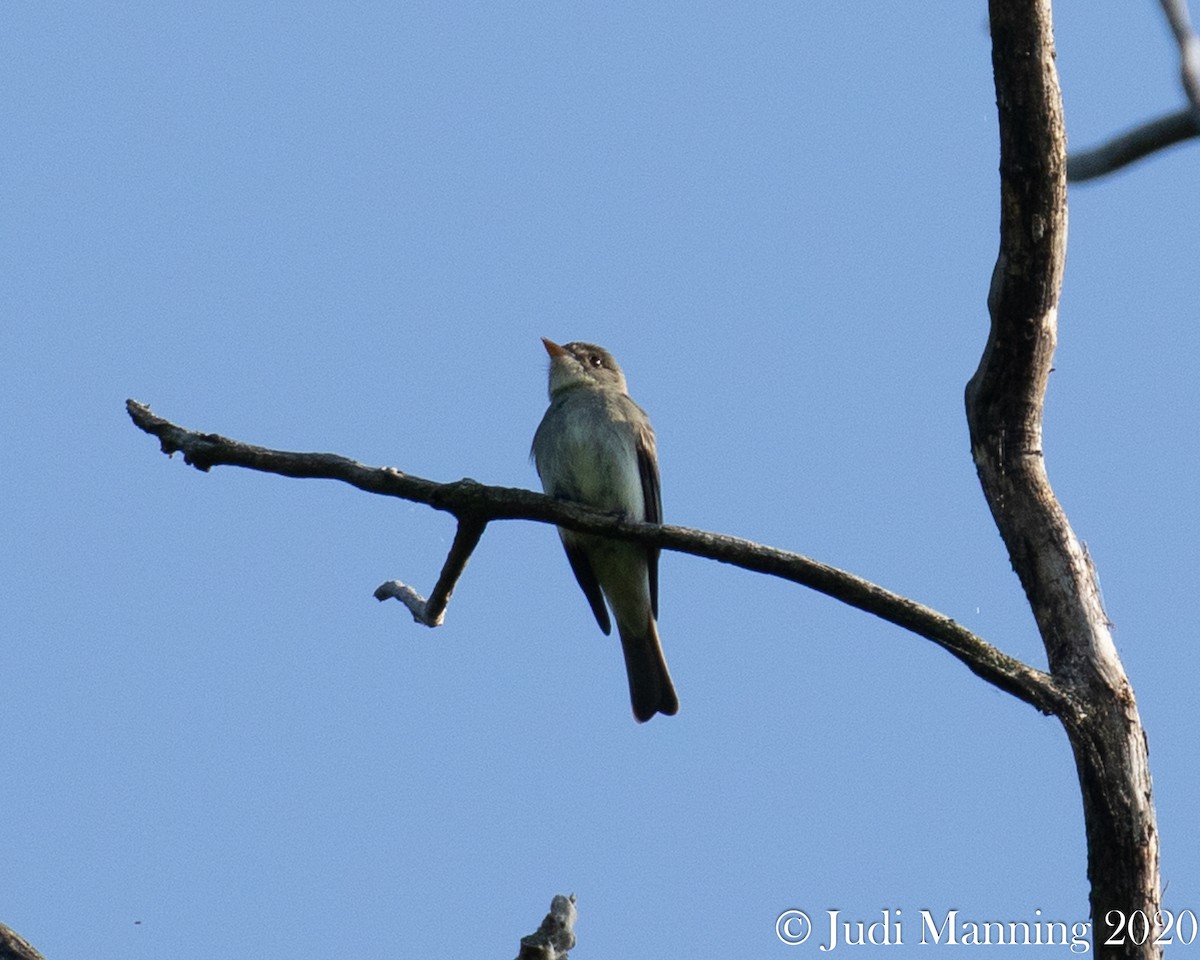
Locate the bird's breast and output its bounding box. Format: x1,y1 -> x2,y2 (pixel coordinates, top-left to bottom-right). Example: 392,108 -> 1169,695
536,395 -> 645,518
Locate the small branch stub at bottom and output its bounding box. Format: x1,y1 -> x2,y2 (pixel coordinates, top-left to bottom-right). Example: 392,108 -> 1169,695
373,580 -> 443,627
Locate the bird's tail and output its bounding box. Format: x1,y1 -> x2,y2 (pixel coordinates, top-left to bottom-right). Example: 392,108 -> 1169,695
618,615 -> 679,722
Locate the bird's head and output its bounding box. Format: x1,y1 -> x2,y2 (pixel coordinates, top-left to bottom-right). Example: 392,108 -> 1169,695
541,338 -> 629,397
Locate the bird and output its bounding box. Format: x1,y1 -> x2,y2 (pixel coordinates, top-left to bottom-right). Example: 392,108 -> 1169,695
531,338 -> 679,722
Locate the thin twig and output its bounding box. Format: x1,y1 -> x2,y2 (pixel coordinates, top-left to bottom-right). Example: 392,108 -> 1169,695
1068,108 -> 1199,182
127,399 -> 1070,717
374,517 -> 487,626
1067,0 -> 1200,182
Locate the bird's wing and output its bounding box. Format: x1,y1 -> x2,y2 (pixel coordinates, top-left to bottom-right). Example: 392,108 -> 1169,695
564,540 -> 612,635
636,417 -> 662,618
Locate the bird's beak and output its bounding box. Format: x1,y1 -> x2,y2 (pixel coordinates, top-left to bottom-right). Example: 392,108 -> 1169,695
541,337 -> 568,358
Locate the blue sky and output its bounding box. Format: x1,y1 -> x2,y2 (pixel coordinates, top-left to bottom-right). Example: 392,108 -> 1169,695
3,1 -> 1198,957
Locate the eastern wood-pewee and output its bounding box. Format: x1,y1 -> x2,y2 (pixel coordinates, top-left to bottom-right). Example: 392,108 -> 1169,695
531,338 -> 679,722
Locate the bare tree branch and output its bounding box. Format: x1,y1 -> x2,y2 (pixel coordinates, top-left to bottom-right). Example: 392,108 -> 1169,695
1160,0 -> 1200,118
978,1 -> 1160,954
0,897 -> 579,960
0,924 -> 47,960
515,894 -> 577,960
374,517 -> 487,626
126,398 -> 1069,716
1068,107 -> 1198,182
1067,0 -> 1200,181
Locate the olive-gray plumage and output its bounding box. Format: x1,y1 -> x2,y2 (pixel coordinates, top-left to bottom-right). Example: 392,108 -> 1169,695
531,338 -> 678,722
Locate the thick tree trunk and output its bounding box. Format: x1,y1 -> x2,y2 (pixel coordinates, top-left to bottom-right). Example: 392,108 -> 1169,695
973,2 -> 1161,957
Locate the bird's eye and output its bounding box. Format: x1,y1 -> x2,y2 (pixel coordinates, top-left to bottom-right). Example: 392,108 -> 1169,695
588,354 -> 603,368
